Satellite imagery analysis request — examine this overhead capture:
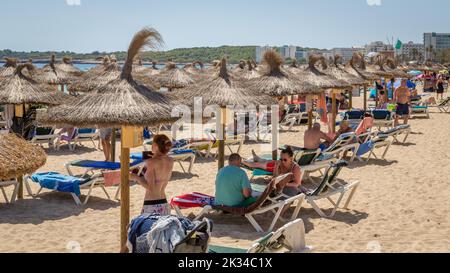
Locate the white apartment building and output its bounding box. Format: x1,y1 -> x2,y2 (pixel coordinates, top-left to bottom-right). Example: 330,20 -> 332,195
397,41 -> 424,61
279,45 -> 297,60
365,41 -> 394,54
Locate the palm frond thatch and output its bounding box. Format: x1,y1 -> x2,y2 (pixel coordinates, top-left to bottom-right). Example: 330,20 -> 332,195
37,27 -> 176,128
0,134 -> 47,180
154,62 -> 194,89
320,54 -> 365,86
0,63 -> 72,105
244,50 -> 322,97
174,57 -> 276,108
0,58 -> 19,78
344,52 -> 379,81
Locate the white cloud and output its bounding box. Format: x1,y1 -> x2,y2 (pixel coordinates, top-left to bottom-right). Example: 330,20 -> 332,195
66,0 -> 81,6
367,0 -> 382,6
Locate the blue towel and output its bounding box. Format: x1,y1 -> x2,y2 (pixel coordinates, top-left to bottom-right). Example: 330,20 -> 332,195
130,150 -> 194,161
70,160 -> 142,170
357,142 -> 375,157
31,172 -> 86,196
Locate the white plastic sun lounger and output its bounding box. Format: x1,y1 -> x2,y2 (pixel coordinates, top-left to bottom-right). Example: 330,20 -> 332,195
0,179 -> 20,204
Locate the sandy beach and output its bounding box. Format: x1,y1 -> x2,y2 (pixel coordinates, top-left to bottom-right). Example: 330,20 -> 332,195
1,91 -> 450,253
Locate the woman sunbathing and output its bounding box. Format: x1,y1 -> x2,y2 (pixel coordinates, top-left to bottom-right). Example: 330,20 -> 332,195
130,134 -> 174,216
242,147 -> 303,196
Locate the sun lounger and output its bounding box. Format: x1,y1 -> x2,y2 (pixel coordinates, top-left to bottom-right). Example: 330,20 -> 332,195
71,128 -> 100,150
434,97 -> 450,113
279,114 -> 298,132
171,173 -> 305,232
25,172 -> 107,205
30,127 -> 59,149
303,161 -> 360,218
0,179 -> 20,204
379,124 -> 411,144
209,219 -> 312,253
410,105 -> 430,119
356,132 -> 392,162
130,150 -> 196,174
318,132 -> 360,163
371,110 -> 394,129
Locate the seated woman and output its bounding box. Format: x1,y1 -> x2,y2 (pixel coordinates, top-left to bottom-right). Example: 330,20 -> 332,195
242,147 -> 303,197
130,134 -> 174,216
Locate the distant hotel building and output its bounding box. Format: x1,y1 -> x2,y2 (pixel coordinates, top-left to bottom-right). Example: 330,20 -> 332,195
365,41 -> 394,54
397,41 -> 424,61
255,46 -> 274,63
424,32 -> 450,60
279,45 -> 297,60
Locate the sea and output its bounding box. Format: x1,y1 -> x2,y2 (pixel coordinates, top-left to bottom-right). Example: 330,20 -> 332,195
0,62 -> 182,71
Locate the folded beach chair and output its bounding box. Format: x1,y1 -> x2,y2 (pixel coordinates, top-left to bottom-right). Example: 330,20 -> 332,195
0,179 -> 20,204
379,124 -> 411,144
30,126 -> 59,149
171,173 -> 305,232
130,150 -> 196,174
25,172 -> 106,205
209,219 -> 312,253
303,161 -> 360,218
371,110 -> 394,129
279,114 -> 298,132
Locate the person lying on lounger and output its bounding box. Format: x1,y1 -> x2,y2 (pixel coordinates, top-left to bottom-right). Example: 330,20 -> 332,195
214,154 -> 255,208
304,123 -> 333,150
242,147 -> 303,197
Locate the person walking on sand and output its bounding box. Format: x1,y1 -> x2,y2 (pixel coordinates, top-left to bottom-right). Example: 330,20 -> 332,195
394,79 -> 411,127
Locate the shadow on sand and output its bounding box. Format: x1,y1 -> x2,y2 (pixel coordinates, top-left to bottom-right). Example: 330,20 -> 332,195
0,192 -> 118,225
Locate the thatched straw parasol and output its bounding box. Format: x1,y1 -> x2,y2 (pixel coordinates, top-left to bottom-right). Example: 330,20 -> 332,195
36,54 -> 80,85
322,55 -> 365,86
55,56 -> 83,76
0,63 -> 71,105
294,54 -> 352,90
384,58 -> 411,78
344,52 -> 379,82
0,134 -> 47,180
37,27 -> 177,249
175,57 -> 276,169
245,50 -> 322,97
364,55 -> 395,79
0,58 -> 19,78
154,62 -> 194,90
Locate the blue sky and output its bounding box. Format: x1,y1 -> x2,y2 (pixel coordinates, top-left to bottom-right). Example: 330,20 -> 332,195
1,0 -> 449,52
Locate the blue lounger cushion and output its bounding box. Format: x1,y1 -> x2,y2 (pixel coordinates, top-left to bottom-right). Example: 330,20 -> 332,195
130,150 -> 194,161
70,159 -> 143,170
31,172 -> 90,196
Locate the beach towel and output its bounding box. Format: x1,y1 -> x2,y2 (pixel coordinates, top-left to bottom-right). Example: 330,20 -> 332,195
126,214 -> 199,253
317,93 -> 328,123
70,159 -> 143,170
30,172 -> 87,196
170,192 -> 215,209
130,150 -> 194,161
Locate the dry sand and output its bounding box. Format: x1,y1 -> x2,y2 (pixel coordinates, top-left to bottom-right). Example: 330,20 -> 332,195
1,90 -> 450,253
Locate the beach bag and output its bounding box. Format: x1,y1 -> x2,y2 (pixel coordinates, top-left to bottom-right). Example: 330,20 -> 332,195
173,218 -> 213,253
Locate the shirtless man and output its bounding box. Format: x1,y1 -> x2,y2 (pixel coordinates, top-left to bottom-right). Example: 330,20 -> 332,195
394,79 -> 411,127
304,123 -> 333,150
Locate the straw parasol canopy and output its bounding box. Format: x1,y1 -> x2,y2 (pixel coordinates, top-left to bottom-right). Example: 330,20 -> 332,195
0,63 -> 72,105
184,61 -> 204,75
36,54 -> 80,85
55,56 -> 83,76
321,55 -> 366,86
0,58 -> 19,78
384,58 -> 411,78
154,62 -> 195,90
0,133 -> 47,180
175,57 -> 276,107
343,52 -> 379,81
37,27 -> 177,128
291,54 -> 351,90
244,50 -> 322,97
364,55 -> 395,78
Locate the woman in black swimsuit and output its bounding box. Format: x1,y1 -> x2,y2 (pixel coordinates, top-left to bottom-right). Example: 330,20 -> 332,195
436,77 -> 445,101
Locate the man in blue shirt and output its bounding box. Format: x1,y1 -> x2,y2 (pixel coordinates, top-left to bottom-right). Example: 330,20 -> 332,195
214,154 -> 255,207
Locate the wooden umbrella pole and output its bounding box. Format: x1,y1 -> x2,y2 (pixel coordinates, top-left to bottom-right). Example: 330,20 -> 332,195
363,84 -> 368,111
110,128 -> 116,162
331,91 -> 337,134
307,95 -> 313,129
348,89 -> 353,109
120,132 -> 130,250
218,107 -> 226,170
17,176 -> 23,199
271,104 -> 279,160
